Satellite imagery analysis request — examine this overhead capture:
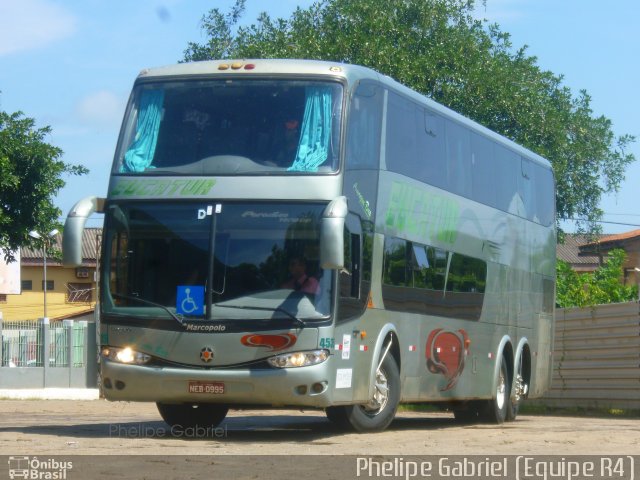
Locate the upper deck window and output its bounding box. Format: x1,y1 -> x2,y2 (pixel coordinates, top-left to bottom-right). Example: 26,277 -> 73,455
115,79 -> 343,175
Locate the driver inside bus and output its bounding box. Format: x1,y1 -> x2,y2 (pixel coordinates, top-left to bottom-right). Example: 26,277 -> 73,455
274,119 -> 300,167
281,256 -> 319,295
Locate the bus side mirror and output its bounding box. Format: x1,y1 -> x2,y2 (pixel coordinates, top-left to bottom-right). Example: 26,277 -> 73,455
63,196 -> 104,267
320,196 -> 348,270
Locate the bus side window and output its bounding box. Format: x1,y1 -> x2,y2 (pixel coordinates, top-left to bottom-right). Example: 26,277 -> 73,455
444,119 -> 471,198
494,144 -> 520,214
338,214 -> 366,321
519,157 -> 555,226
421,110 -> 446,189
385,91 -> 418,177
346,82 -> 382,169
471,133 -> 495,207
382,237 -> 486,321
519,157 -> 536,222
340,232 -> 361,298
538,164 -> 555,227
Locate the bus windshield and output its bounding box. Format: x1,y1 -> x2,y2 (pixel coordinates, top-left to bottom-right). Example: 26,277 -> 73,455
103,202 -> 332,322
114,79 -> 343,175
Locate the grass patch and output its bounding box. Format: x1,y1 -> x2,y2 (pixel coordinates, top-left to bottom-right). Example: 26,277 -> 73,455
398,403 -> 640,418
399,403 -> 443,413
520,404 -> 640,418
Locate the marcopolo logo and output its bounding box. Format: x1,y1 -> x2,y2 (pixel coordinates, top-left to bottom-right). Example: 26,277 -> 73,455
184,323 -> 226,332
8,456 -> 73,480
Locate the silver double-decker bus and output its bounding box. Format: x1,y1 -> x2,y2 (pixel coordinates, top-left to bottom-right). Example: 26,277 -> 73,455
63,59 -> 555,432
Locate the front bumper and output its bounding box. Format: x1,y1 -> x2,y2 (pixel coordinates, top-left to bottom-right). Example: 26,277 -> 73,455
101,359 -> 334,408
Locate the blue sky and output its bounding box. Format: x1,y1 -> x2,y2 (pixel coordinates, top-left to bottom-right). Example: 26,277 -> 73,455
1,0 -> 638,232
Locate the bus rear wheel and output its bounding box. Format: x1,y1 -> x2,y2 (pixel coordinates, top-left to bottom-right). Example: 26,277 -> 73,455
326,353 -> 400,433
156,402 -> 228,430
479,356 -> 510,424
507,352 -> 528,421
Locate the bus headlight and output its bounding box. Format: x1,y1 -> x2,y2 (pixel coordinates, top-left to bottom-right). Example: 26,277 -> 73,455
267,349 -> 329,368
102,346 -> 151,365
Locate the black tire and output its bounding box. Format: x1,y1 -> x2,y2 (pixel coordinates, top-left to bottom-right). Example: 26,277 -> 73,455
479,356 -> 510,424
506,394 -> 520,421
453,401 -> 483,424
325,405 -> 350,429
337,353 -> 401,433
156,402 -> 228,429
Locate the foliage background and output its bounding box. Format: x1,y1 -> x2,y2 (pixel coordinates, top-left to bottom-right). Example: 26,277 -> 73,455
0,110 -> 87,260
556,249 -> 638,307
183,0 -> 635,233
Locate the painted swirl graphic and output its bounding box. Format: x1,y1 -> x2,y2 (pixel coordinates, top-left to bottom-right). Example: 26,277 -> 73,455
241,333 -> 297,352
426,328 -> 470,391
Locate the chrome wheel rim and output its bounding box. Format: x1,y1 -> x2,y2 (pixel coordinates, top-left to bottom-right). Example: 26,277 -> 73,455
363,367 -> 389,415
496,368 -> 506,410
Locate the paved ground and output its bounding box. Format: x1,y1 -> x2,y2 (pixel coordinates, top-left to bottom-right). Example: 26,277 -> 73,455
0,399 -> 638,456
1,400 -> 638,479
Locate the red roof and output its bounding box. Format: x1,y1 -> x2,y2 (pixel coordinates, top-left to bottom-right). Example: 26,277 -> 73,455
583,229 -> 640,248
599,229 -> 640,244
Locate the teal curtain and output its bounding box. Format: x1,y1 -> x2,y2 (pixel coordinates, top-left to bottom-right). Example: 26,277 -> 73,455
121,89 -> 165,172
288,87 -> 333,172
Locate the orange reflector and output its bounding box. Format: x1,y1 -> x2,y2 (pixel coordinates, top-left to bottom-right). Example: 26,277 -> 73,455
231,62 -> 243,70
360,330 -> 367,340
367,293 -> 374,309
218,64 -> 230,70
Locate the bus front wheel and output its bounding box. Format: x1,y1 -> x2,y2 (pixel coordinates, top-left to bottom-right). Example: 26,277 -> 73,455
326,353 -> 400,433
156,402 -> 229,430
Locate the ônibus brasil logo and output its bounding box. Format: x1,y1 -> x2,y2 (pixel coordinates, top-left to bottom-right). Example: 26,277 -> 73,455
8,456 -> 73,479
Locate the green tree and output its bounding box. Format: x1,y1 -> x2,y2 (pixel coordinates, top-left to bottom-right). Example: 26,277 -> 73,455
0,109 -> 88,261
183,0 -> 635,231
556,249 -> 637,308
555,260 -> 588,308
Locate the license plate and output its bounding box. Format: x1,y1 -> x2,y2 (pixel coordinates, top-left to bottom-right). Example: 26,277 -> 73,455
188,381 -> 225,394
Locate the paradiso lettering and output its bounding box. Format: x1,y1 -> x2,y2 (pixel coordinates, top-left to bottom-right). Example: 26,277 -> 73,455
110,179 -> 216,197
385,181 -> 460,244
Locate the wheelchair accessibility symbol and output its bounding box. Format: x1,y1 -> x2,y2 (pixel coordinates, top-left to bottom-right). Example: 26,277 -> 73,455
176,285 -> 205,316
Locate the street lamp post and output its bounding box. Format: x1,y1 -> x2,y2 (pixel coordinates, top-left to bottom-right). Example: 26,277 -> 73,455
29,229 -> 59,320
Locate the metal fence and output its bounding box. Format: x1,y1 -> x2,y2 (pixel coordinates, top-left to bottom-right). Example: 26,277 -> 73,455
0,320 -> 42,367
538,301 -> 640,410
0,318 -> 97,388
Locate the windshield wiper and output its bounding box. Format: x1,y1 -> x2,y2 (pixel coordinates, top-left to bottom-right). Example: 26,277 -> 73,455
112,292 -> 184,326
214,304 -> 306,329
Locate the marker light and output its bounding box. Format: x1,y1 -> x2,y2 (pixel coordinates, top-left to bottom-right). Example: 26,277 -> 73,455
102,346 -> 151,365
268,350 -> 329,369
